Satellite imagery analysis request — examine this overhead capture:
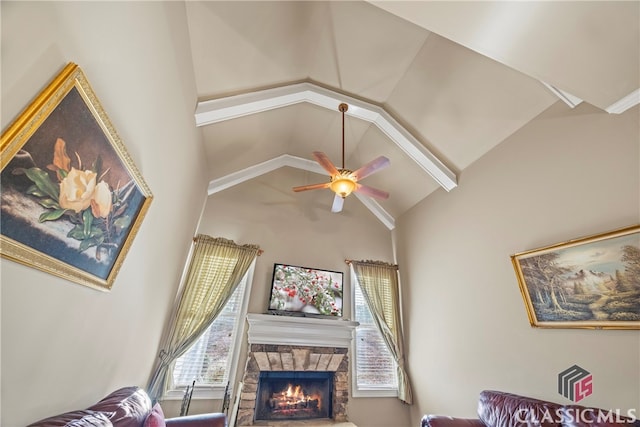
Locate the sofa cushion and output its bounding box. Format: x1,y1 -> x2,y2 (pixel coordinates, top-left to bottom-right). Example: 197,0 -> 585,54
478,390 -> 563,427
87,386 -> 152,427
144,403 -> 167,427
561,405 -> 639,427
27,410 -> 114,426
65,411 -> 114,426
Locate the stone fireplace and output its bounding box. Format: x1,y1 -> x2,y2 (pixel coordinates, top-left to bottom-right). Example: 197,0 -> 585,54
236,314 -> 358,426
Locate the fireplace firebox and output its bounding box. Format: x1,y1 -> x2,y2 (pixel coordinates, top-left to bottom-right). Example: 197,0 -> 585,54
255,371 -> 333,421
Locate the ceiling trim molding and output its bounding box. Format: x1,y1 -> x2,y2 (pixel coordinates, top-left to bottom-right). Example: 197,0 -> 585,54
540,81 -> 583,109
207,154 -> 395,230
606,88 -> 640,114
540,82 -> 639,114
195,82 -> 457,192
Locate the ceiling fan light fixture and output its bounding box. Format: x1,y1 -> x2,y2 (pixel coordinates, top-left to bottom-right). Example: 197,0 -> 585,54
291,102 -> 389,212
330,172 -> 356,198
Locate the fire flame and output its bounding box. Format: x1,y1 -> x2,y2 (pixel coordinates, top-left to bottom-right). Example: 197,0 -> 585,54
270,383 -> 322,411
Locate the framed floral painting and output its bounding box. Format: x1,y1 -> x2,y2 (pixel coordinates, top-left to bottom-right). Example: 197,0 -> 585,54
511,225 -> 640,329
1,62 -> 153,291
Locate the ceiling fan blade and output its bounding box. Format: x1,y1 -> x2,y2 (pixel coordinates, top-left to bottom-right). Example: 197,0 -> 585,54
292,182 -> 331,192
331,194 -> 344,213
352,156 -> 390,181
355,183 -> 389,200
313,151 -> 340,176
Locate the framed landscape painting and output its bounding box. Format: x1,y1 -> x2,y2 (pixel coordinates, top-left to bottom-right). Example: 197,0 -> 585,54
511,225 -> 640,329
1,63 -> 153,291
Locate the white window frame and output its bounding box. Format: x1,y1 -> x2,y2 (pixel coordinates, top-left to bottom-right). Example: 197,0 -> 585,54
164,260 -> 256,400
350,271 -> 399,398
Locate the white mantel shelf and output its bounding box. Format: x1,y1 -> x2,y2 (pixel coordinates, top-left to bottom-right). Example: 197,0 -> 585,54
246,313 -> 359,348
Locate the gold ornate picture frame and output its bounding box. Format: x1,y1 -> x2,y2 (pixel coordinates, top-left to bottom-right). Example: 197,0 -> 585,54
1,62 -> 153,291
511,225 -> 640,329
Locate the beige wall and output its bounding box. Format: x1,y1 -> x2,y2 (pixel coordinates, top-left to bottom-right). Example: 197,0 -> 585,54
190,168 -> 412,427
1,2 -> 209,426
396,102 -> 640,425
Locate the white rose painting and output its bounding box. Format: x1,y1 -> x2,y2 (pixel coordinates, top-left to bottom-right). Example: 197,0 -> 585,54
1,64 -> 152,291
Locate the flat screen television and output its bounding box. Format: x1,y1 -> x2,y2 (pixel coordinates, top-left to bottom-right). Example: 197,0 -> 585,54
268,263 -> 343,317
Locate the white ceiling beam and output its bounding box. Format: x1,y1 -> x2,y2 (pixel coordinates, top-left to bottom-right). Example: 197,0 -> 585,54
540,81 -> 640,114
540,81 -> 583,109
207,154 -> 395,230
207,155 -> 296,194
606,88 -> 640,114
195,82 -> 457,192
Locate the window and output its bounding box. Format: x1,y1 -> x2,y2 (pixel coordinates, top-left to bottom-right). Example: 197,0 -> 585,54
352,276 -> 398,397
169,261 -> 255,399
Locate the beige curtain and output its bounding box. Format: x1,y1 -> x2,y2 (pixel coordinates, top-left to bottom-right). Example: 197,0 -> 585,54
147,235 -> 261,402
351,260 -> 413,404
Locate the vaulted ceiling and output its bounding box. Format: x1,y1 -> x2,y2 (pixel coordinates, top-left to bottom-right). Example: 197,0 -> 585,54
186,1 -> 639,230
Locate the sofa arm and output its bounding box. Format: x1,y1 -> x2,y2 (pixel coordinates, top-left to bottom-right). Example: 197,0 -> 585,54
422,415 -> 486,427
165,412 -> 226,427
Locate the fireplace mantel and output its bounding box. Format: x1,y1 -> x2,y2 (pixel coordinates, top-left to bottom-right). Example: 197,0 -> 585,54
247,313 -> 359,348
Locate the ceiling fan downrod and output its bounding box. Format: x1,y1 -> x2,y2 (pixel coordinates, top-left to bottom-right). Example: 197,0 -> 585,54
339,103 -> 348,170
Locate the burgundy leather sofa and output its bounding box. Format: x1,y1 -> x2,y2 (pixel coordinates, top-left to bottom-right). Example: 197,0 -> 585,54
422,390 -> 639,427
27,386 -> 227,427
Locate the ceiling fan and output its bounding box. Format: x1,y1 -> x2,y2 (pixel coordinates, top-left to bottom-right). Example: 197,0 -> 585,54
292,103 -> 390,213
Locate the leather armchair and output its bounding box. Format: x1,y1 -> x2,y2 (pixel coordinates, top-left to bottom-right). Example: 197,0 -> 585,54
421,390 -> 638,427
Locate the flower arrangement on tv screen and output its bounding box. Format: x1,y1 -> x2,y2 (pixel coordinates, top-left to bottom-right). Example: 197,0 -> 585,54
269,264 -> 343,316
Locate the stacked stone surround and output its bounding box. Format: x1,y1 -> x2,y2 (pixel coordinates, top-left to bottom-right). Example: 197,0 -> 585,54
236,344 -> 350,427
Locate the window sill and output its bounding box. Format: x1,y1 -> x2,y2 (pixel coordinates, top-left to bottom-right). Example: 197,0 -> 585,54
164,387 -> 226,400
352,388 -> 398,398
